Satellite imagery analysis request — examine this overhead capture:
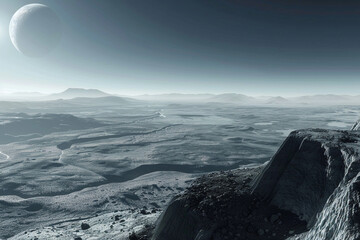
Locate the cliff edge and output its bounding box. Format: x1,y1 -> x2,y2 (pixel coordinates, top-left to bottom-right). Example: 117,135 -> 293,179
152,129 -> 360,240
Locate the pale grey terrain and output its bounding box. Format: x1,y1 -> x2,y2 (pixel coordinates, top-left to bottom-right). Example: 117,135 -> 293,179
0,93 -> 359,239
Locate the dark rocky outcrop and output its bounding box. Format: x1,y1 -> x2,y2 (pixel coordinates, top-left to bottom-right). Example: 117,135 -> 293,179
152,129 -> 360,240
81,223 -> 90,230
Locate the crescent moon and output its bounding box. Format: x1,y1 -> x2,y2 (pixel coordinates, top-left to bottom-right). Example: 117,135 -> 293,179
9,4 -> 62,57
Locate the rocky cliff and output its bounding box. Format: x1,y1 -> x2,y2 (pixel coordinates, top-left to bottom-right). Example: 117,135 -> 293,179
152,129 -> 360,240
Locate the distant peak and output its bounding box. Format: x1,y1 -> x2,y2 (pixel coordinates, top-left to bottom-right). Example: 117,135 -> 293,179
48,88 -> 111,100
63,88 -> 106,93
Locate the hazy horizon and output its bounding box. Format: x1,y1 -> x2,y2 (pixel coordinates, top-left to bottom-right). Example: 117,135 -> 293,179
2,87 -> 360,98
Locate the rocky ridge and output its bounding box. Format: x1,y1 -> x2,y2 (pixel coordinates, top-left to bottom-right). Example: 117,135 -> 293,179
152,129 -> 360,240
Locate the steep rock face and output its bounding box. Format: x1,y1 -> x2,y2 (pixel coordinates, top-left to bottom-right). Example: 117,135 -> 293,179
151,198 -> 204,240
286,132 -> 360,240
252,130 -> 347,226
152,129 -> 360,240
253,129 -> 360,240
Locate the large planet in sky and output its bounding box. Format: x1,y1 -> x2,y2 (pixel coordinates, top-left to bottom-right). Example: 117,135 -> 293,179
9,4 -> 62,57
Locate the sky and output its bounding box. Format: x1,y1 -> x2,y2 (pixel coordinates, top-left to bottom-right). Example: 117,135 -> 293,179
1,0 -> 360,96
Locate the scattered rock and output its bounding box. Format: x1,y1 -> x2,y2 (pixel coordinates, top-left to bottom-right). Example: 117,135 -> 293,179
81,223 -> 90,230
140,209 -> 149,215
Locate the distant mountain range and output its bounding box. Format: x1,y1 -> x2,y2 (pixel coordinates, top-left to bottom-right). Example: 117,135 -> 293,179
133,93 -> 214,102
133,93 -> 360,105
207,93 -> 255,103
265,96 -> 290,104
0,88 -> 111,101
46,88 -> 111,100
290,94 -> 360,105
2,88 -> 360,106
